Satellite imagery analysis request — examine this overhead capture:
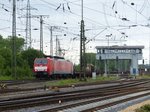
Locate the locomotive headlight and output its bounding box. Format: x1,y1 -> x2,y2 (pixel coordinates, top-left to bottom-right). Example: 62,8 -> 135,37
35,66 -> 47,71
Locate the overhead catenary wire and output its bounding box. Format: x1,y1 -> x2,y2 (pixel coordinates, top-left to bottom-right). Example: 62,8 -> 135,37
0,1 -> 52,44
138,0 -> 147,13
1,0 -> 150,31
1,1 -> 150,48
38,0 -> 140,35
103,5 -> 110,27
0,1 -> 38,29
38,0 -> 132,42
0,1 -> 144,41
120,0 -> 149,20
62,0 -> 145,33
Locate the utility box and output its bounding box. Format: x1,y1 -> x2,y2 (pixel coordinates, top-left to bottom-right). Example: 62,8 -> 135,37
92,72 -> 96,79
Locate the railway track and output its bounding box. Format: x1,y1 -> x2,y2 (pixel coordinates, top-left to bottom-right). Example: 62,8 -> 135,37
0,78 -> 146,94
80,91 -> 150,112
0,79 -> 149,111
0,79 -> 52,94
39,90 -> 150,112
0,79 -> 47,86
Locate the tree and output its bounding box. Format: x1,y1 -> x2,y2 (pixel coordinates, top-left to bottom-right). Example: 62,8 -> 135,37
21,48 -> 44,68
0,36 -> 24,52
85,53 -> 96,65
0,35 -> 2,40
0,35 -> 43,79
0,55 -> 5,75
0,35 -> 29,78
7,36 -> 25,52
74,53 -> 97,72
0,48 -> 12,67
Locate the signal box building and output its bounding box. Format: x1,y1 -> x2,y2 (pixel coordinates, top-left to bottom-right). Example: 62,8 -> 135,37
96,45 -> 144,75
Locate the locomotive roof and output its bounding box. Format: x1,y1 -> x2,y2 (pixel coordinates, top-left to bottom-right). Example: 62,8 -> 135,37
44,55 -> 65,59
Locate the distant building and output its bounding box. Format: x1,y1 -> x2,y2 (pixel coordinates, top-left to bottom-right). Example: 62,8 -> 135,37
96,45 -> 144,76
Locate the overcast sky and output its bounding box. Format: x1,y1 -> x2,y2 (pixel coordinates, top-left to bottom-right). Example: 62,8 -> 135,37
0,0 -> 150,64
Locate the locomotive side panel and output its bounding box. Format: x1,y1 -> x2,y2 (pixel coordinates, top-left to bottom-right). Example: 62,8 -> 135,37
53,59 -> 67,74
53,59 -> 60,74
47,58 -> 54,76
66,61 -> 73,75
53,59 -> 73,75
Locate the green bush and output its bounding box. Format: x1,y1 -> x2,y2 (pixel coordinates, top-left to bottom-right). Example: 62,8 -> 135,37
21,48 -> 44,69
16,66 -> 33,79
136,104 -> 150,112
0,55 -> 5,76
4,66 -> 11,76
2,64 -> 33,80
0,75 -> 13,80
0,36 -> 36,80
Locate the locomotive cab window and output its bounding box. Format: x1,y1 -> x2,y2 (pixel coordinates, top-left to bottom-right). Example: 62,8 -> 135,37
35,59 -> 48,64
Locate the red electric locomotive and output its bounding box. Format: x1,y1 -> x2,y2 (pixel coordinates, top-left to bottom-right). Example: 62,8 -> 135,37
33,56 -> 74,79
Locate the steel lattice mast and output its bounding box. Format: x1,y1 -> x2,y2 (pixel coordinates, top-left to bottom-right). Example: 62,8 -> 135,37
21,0 -> 37,49
48,26 -> 60,56
80,0 -> 86,80
32,15 -> 49,52
40,15 -> 44,52
26,0 -> 31,49
50,26 -> 53,56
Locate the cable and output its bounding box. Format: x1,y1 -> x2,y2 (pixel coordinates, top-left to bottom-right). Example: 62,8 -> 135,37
103,4 -> 110,27
0,1 -> 44,38
120,0 -> 148,20
1,1 -> 149,46
147,0 -> 150,7
38,0 -> 105,26
38,0 -> 58,8
64,0 -> 131,23
139,0 -> 147,13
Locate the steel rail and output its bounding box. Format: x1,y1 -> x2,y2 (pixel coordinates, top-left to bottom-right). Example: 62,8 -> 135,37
81,92 -> 150,112
0,79 -> 147,94
0,80 -> 149,102
39,89 -> 150,112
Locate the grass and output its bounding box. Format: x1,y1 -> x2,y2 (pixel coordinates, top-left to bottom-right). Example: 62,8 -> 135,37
0,75 -> 13,80
136,75 -> 150,79
135,104 -> 150,112
0,75 -> 35,80
46,76 -> 118,87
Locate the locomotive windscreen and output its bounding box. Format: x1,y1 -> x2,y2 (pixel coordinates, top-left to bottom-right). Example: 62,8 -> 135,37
34,59 -> 48,64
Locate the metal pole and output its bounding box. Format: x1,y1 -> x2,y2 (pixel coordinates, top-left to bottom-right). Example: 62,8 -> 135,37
30,15 -> 48,53
81,0 -> 83,20
80,0 -> 83,79
149,38 -> 150,65
80,0 -> 86,80
50,26 -> 53,56
12,0 -> 17,79
26,0 -> 31,49
107,36 -> 109,76
56,35 -> 58,56
40,16 -> 43,52
80,23 -> 82,79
